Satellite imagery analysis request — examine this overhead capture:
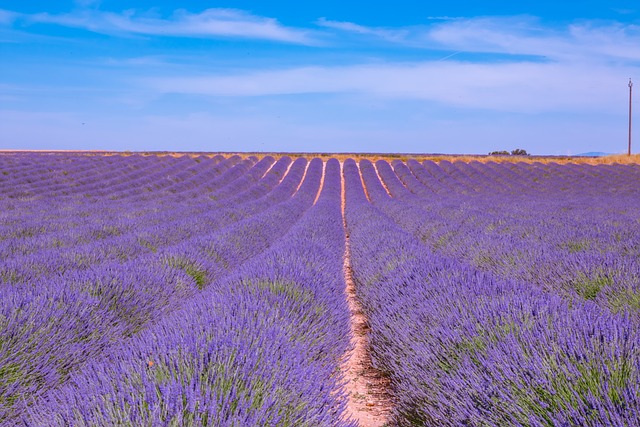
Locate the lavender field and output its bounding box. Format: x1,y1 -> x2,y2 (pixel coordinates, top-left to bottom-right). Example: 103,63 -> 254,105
1,153 -> 639,426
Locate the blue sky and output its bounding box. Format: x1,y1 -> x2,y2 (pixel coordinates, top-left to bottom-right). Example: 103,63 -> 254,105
1,1 -> 639,154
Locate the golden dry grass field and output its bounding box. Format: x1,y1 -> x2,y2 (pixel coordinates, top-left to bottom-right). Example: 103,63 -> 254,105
2,150 -> 639,165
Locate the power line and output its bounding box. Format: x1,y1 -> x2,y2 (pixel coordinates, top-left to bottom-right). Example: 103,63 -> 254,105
629,78 -> 633,156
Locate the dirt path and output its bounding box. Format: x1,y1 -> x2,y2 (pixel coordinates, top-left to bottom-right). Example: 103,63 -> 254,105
314,160 -> 325,205
341,162 -> 393,427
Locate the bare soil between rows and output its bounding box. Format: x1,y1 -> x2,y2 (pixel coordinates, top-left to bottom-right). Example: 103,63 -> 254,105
341,164 -> 393,427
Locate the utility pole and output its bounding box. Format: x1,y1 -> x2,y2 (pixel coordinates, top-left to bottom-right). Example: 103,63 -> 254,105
629,78 -> 633,156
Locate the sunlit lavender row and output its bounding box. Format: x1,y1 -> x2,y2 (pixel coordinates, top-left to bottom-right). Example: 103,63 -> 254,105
1,153 -> 352,425
346,158 -> 639,425
385,159 -> 640,313
1,153 -> 639,426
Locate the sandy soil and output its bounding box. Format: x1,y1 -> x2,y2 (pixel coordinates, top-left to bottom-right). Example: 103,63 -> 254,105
313,160 -> 325,205
340,164 -> 393,427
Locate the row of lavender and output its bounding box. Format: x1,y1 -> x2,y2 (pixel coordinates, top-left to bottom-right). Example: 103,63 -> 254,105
408,159 -> 640,195
2,153 -> 267,417
22,158 -> 354,426
389,159 -> 640,313
1,154 -> 354,425
3,152 -> 639,425
345,158 -> 639,425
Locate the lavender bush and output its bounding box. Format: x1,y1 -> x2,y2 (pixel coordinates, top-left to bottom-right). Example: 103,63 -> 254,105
24,159 -> 355,426
345,158 -> 639,426
1,152 -> 638,426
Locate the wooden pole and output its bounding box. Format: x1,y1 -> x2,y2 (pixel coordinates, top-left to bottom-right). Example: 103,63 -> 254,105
629,78 -> 633,156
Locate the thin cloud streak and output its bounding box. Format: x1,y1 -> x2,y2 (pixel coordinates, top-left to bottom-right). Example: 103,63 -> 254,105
316,18 -> 409,42
428,17 -> 640,62
0,9 -> 17,24
4,7 -> 640,61
74,0 -> 102,8
101,55 -> 175,67
315,15 -> 640,63
16,8 -> 317,44
148,61 -> 636,113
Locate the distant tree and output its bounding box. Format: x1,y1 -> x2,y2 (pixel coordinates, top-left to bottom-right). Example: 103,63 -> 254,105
489,150 -> 510,155
510,149 -> 529,156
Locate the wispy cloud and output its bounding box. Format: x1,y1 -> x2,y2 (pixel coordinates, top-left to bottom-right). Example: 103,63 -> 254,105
612,8 -> 636,15
17,8 -> 316,44
147,60 -> 636,113
426,16 -> 464,21
0,9 -> 18,25
316,17 -> 409,42
427,17 -> 640,62
315,15 -> 640,63
6,7 -> 640,61
74,0 -> 101,8
100,55 -> 174,67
